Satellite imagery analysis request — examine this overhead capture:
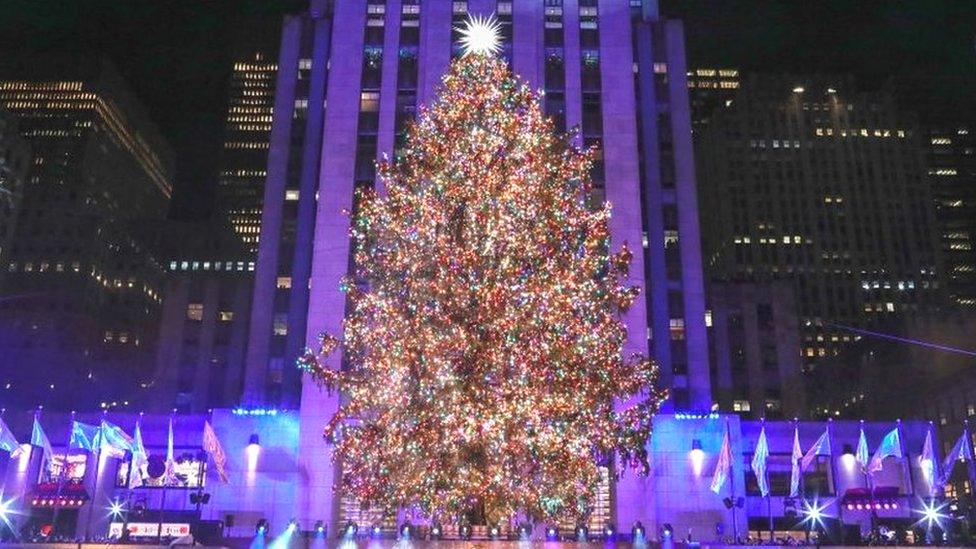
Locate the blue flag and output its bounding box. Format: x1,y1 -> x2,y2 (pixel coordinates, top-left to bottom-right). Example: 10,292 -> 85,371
69,421 -> 100,451
751,426 -> 770,497
801,429 -> 831,471
939,430 -> 974,487
97,420 -> 133,459
0,416 -> 19,454
868,428 -> 902,474
31,417 -> 53,467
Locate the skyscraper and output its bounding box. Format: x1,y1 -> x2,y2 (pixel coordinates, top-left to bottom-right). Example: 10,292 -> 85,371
926,125 -> 976,307
696,74 -> 945,375
0,108 -> 30,285
0,57 -> 174,410
243,0 -> 710,531
215,52 -> 278,253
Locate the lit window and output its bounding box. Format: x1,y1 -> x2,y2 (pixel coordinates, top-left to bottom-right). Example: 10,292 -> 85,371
285,190 -> 300,201
219,311 -> 234,322
187,303 -> 204,321
277,276 -> 292,289
273,314 -> 288,336
732,400 -> 751,412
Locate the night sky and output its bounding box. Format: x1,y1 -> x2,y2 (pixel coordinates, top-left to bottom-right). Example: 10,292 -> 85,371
0,0 -> 972,219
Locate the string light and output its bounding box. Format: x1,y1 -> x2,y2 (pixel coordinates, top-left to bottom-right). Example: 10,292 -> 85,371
299,46 -> 664,526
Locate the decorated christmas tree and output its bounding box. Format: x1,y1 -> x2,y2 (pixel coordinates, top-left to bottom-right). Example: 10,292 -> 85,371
299,17 -> 665,526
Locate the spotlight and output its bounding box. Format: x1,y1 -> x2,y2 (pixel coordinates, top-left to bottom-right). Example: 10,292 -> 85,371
576,524 -> 588,541
546,525 -> 559,540
604,523 -> 615,539
855,503 -> 864,510
343,521 -> 357,539
287,519 -> 298,532
799,498 -> 829,530
517,522 -> 531,539
690,439 -> 705,475
430,522 -> 442,539
247,434 -> 261,472
489,524 -> 501,539
373,523 -> 383,538
255,519 -> 269,536
632,521 -> 645,540
459,524 -> 472,539
661,523 -> 674,538
399,521 -> 412,539
793,86 -> 805,93
840,444 -> 856,471
313,521 -> 325,536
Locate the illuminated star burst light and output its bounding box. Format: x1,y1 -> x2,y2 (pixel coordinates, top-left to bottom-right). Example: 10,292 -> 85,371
455,14 -> 502,57
915,499 -> 949,530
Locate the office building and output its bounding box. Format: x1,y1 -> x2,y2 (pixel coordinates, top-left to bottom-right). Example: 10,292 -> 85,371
139,220 -> 255,413
926,125 -> 976,307
215,53 -> 278,253
707,279 -> 806,419
0,108 -> 30,285
686,67 -> 739,133
697,74 -> 945,375
0,57 -> 174,410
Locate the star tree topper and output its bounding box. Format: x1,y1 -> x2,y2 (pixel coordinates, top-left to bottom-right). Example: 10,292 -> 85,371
455,14 -> 503,57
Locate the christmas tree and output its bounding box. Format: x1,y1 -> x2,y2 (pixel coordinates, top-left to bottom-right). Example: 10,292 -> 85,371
299,17 -> 665,526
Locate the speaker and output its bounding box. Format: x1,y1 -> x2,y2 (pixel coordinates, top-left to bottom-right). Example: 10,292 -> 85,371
193,520 -> 224,545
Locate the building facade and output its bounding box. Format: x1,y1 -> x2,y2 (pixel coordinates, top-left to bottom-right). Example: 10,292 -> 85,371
0,410 -> 943,544
235,0 -> 712,533
215,53 -> 278,254
697,74 -> 945,377
0,108 -> 31,287
926,125 -> 976,308
708,280 -> 806,419
0,57 -> 174,411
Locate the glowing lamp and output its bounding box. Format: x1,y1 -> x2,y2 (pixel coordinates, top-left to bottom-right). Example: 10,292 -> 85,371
662,523 -> 674,538
287,519 -> 298,532
546,525 -> 559,540
840,444 -> 856,471
576,524 -> 589,540
604,524 -> 616,538
430,523 -> 442,539
489,524 -> 501,539
255,519 -> 269,536
459,524 -> 472,539
632,521 -> 646,540
343,521 -> 357,539
374,524 -> 384,538
690,438 -> 705,475
314,521 -> 325,536
246,433 -> 261,472
793,86 -> 805,93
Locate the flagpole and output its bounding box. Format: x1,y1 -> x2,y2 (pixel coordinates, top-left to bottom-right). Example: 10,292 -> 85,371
862,420 -> 877,536
157,410 -> 174,545
727,419 -> 738,544
826,418 -> 842,543
894,419 -> 914,499
50,410 -> 75,540
762,417 -> 773,540
84,410 -> 108,541
964,420 -> 976,491
930,421 -> 944,499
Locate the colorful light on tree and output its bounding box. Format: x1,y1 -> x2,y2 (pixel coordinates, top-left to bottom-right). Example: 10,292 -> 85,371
299,34 -> 665,525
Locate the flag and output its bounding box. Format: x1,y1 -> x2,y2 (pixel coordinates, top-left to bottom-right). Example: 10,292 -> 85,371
711,426 -> 733,494
31,416 -> 53,468
165,416 -> 176,484
919,428 -> 937,489
939,431 -> 974,487
801,429 -> 831,472
69,421 -> 100,451
129,421 -> 149,488
0,416 -> 19,455
751,426 -> 770,497
868,427 -> 902,474
789,426 -> 803,497
203,421 -> 229,483
856,426 -> 870,471
96,420 -> 133,459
